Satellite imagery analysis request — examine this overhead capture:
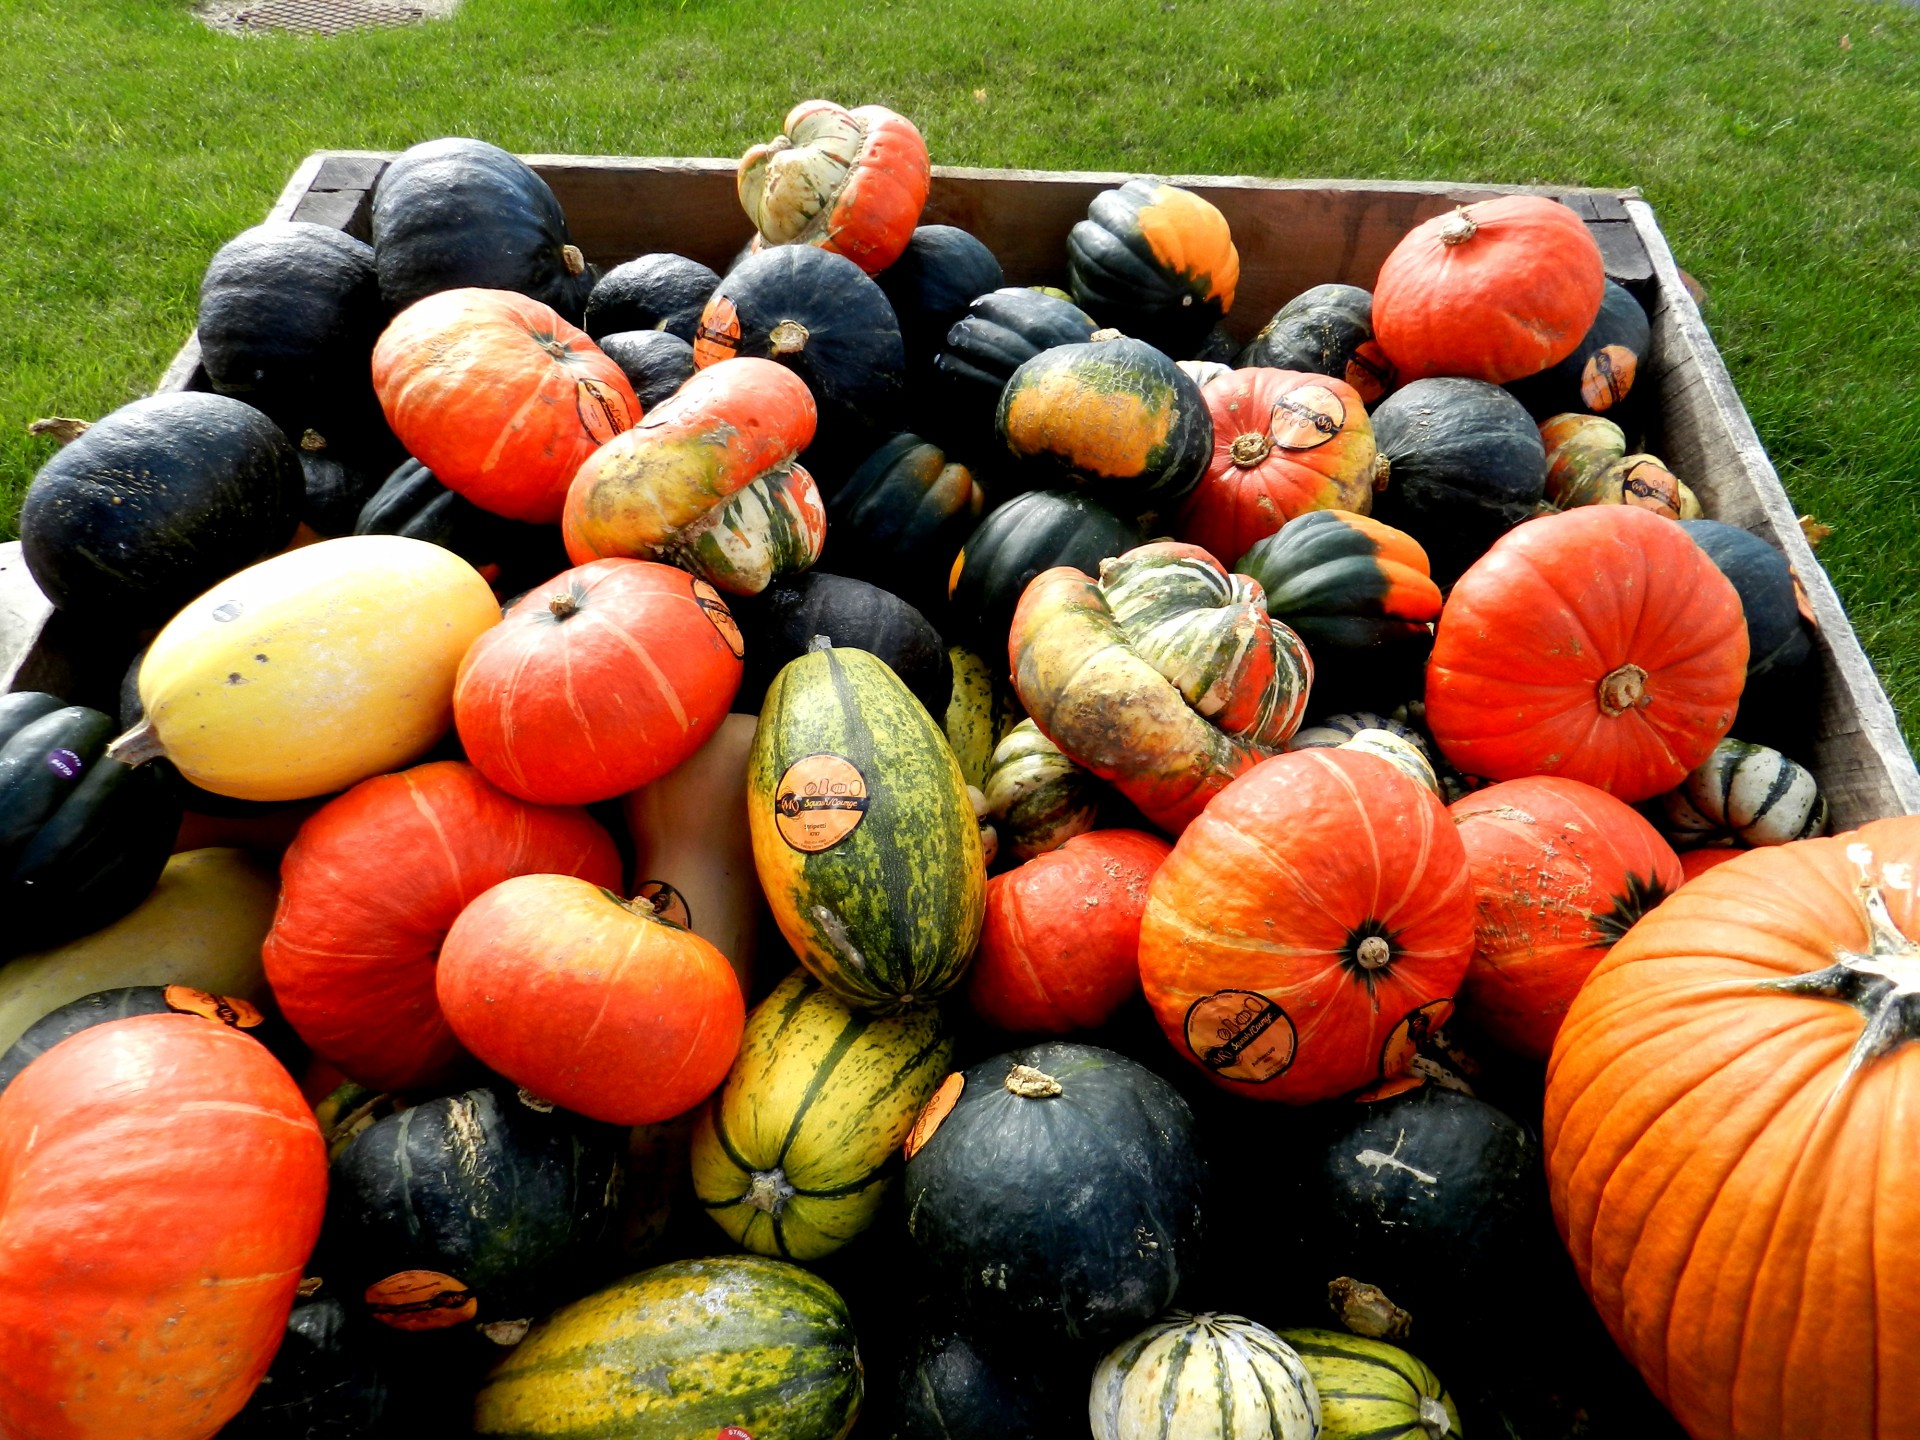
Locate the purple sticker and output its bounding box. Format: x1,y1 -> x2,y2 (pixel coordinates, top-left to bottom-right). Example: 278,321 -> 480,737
47,748 -> 83,780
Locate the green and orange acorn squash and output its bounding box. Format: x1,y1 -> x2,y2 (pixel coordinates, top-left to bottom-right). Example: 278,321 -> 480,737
1066,179 -> 1240,358
1237,508 -> 1443,649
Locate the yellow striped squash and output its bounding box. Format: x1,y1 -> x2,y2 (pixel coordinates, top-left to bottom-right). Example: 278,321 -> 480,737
1277,1328 -> 1460,1439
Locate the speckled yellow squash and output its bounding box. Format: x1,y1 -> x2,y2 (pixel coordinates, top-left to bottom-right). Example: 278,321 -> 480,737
111,535 -> 499,801
473,1255 -> 862,1440
1277,1328 -> 1461,1439
690,969 -> 952,1260
748,644 -> 986,1012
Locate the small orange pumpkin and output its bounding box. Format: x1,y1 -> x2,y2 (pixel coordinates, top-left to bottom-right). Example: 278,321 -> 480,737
371,287 -> 638,524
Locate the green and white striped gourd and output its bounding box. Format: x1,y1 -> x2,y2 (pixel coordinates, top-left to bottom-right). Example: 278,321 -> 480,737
1288,711 -> 1426,755
1338,728 -> 1439,796
1276,1328 -> 1459,1440
1091,1312 -> 1322,1440
662,460 -> 826,595
1661,737 -> 1829,847
983,719 -> 1101,862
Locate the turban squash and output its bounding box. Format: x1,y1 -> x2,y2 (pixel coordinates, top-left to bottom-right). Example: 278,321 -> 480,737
1545,817 -> 1920,1440
737,99 -> 930,274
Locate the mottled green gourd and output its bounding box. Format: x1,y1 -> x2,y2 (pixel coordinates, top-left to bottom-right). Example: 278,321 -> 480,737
983,719 -> 1101,862
748,644 -> 986,1012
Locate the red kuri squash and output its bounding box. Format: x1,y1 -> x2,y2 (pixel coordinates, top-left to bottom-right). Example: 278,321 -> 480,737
453,558 -> 744,805
0,1014 -> 327,1440
1425,505 -> 1748,803
437,873 -> 745,1125
371,287 -> 638,523
261,761 -> 623,1092
1137,747 -> 1475,1103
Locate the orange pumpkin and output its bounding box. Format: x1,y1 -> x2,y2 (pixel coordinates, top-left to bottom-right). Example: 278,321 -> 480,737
968,829 -> 1173,1034
1450,776 -> 1683,1059
371,287 -> 638,523
437,873 -> 746,1126
1677,845 -> 1744,882
0,1014 -> 327,1440
1373,196 -> 1605,385
1175,368 -> 1382,563
737,100 -> 929,274
1545,818 -> 1920,1440
1426,505 -> 1748,803
1137,747 -> 1475,1103
453,558 -> 744,806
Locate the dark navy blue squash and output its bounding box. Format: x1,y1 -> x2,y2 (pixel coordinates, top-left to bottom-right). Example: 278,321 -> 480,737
945,489 -> 1143,650
0,984 -> 272,1097
824,432 -> 986,614
354,458 -> 568,595
596,330 -> 696,410
736,571 -> 950,721
877,225 -> 1005,380
218,1294 -> 389,1439
930,287 -> 1100,453
1237,283 -> 1396,406
1507,280 -> 1652,424
583,253 -> 719,342
296,428 -> 400,538
1679,519 -> 1812,677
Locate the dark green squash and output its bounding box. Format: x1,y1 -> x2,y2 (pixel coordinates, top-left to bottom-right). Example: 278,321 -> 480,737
1237,283 -> 1397,407
0,697 -> 183,956
324,1085 -> 626,1329
996,336 -> 1212,518
1065,179 -> 1239,358
946,489 -> 1143,649
931,287 -> 1100,452
1679,519 -> 1812,677
889,1300 -> 1080,1440
1237,508 -> 1443,649
195,221 -> 388,439
296,427 -> 400,538
19,392 -> 303,627
0,984 -> 272,1096
1506,279 -> 1651,424
582,252 -> 719,342
824,432 -> 987,614
371,138 -> 594,323
877,225 -> 1005,378
737,570 -> 952,726
694,244 -> 907,456
1371,377 -> 1547,585
218,1294 -> 389,1440
354,457 -> 569,595
595,329 -> 696,411
901,1042 -> 1206,1341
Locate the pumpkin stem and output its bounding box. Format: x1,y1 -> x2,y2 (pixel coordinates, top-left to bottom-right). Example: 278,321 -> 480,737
1596,663 -> 1649,716
27,416 -> 91,446
1373,453 -> 1392,492
1229,431 -> 1273,468
562,243 -> 586,277
548,591 -> 580,620
516,1088 -> 556,1113
1089,328 -> 1124,344
300,428 -> 328,453
1356,936 -> 1393,970
297,1276 -> 325,1300
1328,1276 -> 1413,1339
807,634 -> 834,653
1417,1395 -> 1454,1438
105,719 -> 167,770
745,1167 -> 795,1216
1438,208 -> 1479,246
1004,1064 -> 1063,1098
769,319 -> 810,356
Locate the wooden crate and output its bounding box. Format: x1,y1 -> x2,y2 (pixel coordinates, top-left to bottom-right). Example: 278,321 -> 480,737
3,151 -> 1914,827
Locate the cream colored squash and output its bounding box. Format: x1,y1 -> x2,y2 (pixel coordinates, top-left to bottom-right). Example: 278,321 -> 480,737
0,847 -> 278,1051
112,535 -> 500,801
621,713 -> 767,996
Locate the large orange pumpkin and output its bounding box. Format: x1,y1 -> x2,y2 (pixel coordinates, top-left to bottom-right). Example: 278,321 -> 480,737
1138,747 -> 1475,1103
1450,776 -> 1683,1059
437,873 -> 745,1126
262,761 -> 622,1092
737,100 -> 929,274
1174,367 -> 1382,564
453,558 -> 744,806
1426,505 -> 1748,803
0,1014 -> 327,1440
371,287 -> 638,523
1373,196 -> 1605,385
1545,817 -> 1920,1440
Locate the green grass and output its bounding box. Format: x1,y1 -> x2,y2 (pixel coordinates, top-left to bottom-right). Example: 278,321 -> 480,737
4,0 -> 1918,737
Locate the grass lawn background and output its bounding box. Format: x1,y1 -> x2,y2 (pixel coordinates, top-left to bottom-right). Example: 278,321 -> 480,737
3,0 -> 1916,739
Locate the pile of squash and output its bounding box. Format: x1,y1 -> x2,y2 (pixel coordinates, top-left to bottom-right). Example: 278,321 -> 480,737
3,97 -> 1909,1440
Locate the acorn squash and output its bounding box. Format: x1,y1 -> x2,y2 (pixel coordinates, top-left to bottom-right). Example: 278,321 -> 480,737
1238,282 -> 1396,405
583,252 -> 720,342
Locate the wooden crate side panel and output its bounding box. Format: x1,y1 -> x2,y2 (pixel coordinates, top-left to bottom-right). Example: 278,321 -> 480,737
1629,199 -> 1920,828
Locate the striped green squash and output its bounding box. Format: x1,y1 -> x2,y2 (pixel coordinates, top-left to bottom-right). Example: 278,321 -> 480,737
664,460 -> 827,596
983,719 -> 1100,862
689,968 -> 952,1260
1092,1312 -> 1321,1440
1277,1328 -> 1460,1439
748,644 -> 986,1012
473,1256 -> 861,1440
1660,737 -> 1829,848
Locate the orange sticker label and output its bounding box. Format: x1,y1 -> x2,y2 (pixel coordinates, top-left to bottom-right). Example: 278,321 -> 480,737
576,377 -> 632,444
164,986 -> 264,1030
693,295 -> 742,368
365,1271 -> 477,1331
691,578 -> 746,659
1378,997 -> 1452,1081
1345,341 -> 1395,406
634,879 -> 693,930
1619,458 -> 1682,518
1185,990 -> 1295,1082
1580,344 -> 1638,412
904,1072 -> 964,1161
773,753 -> 870,853
1270,384 -> 1346,450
